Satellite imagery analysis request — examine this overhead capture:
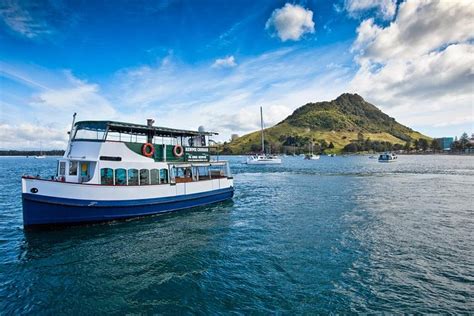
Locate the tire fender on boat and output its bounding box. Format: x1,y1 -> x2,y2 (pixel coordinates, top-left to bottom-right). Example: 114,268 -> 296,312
173,144 -> 184,157
141,143 -> 155,157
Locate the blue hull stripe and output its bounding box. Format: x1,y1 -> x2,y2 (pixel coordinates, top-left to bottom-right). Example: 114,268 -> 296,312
22,187 -> 234,227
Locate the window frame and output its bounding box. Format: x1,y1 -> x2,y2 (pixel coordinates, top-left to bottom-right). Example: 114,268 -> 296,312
69,161 -> 78,176
114,168 -> 127,186
100,168 -> 114,185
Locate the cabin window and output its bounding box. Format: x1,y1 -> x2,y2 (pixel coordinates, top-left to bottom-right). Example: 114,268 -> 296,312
128,169 -> 139,185
196,166 -> 209,180
160,169 -> 168,184
169,167 -> 176,184
140,169 -> 150,185
100,168 -> 114,185
69,161 -> 78,176
150,169 -> 159,185
115,169 -> 127,186
210,165 -> 226,178
59,161 -> 66,176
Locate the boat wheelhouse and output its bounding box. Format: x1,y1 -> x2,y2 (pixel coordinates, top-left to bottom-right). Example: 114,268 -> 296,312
21,117 -> 234,228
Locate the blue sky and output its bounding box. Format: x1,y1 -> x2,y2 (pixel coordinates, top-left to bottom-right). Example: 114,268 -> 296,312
0,0 -> 473,149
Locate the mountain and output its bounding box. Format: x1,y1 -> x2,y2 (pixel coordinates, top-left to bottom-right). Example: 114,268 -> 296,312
222,93 -> 429,154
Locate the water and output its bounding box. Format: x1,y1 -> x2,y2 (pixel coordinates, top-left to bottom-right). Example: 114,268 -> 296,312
1,155 -> 473,314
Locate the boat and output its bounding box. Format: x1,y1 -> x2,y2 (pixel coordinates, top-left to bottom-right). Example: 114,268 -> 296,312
304,154 -> 320,160
304,143 -> 320,160
34,144 -> 46,159
247,154 -> 282,164
378,152 -> 398,162
21,115 -> 234,228
246,107 -> 281,165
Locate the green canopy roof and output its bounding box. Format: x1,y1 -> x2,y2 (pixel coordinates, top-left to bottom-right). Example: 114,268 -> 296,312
75,120 -> 217,137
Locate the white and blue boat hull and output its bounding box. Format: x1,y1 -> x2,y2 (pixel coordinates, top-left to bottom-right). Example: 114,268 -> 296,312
22,177 -> 234,228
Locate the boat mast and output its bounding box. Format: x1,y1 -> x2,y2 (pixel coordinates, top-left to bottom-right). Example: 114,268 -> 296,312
260,106 -> 265,154
66,113 -> 77,157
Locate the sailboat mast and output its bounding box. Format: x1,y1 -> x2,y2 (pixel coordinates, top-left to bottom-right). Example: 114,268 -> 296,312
260,106 -> 265,154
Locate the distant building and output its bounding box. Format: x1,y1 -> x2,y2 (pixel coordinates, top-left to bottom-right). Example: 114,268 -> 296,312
435,137 -> 454,151
231,134 -> 239,141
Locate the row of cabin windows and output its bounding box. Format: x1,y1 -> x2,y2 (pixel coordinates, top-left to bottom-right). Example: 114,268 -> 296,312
100,168 -> 169,186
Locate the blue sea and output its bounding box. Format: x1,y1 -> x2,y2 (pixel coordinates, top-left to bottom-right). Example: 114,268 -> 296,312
1,155 -> 473,314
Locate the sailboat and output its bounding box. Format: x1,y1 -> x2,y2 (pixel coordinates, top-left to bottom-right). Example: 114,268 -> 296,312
246,107 -> 281,165
34,143 -> 46,159
304,143 -> 320,160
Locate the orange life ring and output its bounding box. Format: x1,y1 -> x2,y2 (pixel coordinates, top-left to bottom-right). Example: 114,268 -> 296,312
142,143 -> 155,157
173,144 -> 184,157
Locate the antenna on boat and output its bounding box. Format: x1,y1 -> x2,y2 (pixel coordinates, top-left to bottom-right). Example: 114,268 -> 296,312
66,112 -> 77,157
260,106 -> 265,154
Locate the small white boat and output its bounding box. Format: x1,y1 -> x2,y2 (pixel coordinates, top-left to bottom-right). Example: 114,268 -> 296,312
328,153 -> 336,157
304,143 -> 320,160
304,154 -> 320,160
378,152 -> 398,162
247,155 -> 282,164
246,106 -> 281,165
35,145 -> 46,159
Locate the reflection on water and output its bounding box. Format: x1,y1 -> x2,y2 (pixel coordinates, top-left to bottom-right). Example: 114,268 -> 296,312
1,155 -> 473,313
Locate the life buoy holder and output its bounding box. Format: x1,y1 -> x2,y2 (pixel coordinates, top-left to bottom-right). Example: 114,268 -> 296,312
173,144 -> 184,157
142,143 -> 155,157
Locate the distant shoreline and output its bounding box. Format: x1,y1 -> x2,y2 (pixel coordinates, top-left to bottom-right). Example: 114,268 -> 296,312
0,150 -> 65,157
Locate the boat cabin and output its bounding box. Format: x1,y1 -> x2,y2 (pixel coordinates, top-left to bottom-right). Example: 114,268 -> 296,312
55,120 -> 230,185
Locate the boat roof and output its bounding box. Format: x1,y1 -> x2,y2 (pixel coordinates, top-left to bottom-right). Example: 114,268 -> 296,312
75,120 -> 218,137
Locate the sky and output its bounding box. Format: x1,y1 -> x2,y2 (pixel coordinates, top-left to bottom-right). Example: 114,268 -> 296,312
0,0 -> 473,149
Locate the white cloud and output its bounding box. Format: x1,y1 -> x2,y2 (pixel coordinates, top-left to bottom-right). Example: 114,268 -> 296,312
350,0 -> 474,136
30,72 -> 117,119
0,123 -> 67,149
0,0 -> 53,38
265,3 -> 315,42
212,56 -> 237,68
345,0 -> 396,20
0,66 -> 118,149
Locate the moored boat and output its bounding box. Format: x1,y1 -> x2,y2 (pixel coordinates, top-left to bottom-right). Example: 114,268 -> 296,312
304,143 -> 320,160
21,116 -> 234,228
378,152 -> 398,162
246,107 -> 281,165
247,154 -> 282,164
304,154 -> 320,160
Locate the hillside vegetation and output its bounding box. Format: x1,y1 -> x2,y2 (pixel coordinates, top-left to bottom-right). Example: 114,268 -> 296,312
222,93 -> 429,154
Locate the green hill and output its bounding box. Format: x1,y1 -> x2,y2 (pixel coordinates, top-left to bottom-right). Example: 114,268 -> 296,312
222,93 -> 429,154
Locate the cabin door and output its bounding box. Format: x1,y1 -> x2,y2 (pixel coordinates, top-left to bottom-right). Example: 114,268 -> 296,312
80,162 -> 91,182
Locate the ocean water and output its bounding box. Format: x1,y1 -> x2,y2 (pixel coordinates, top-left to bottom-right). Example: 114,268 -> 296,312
0,155 -> 473,314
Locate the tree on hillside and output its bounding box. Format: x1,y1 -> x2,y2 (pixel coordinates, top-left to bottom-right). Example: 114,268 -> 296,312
404,140 -> 411,152
250,144 -> 260,153
419,138 -> 429,151
357,131 -> 364,143
414,139 -> 420,150
343,143 -> 358,152
328,142 -> 334,149
319,140 -> 328,150
431,139 -> 441,152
